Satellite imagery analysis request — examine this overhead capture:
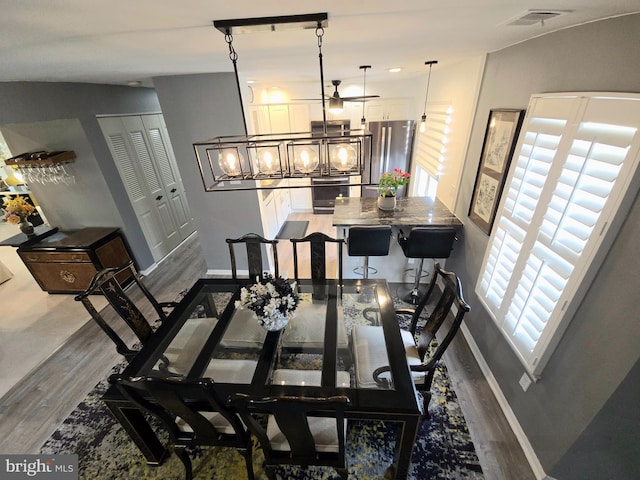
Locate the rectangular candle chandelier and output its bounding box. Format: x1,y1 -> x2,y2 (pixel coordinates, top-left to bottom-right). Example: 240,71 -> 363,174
194,13 -> 373,192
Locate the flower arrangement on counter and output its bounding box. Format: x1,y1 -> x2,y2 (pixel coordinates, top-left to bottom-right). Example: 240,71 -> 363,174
377,168 -> 411,197
234,274 -> 300,331
2,196 -> 35,224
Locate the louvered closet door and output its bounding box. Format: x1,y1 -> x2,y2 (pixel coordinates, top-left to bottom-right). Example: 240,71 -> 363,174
98,116 -> 168,261
121,116 -> 181,254
140,114 -> 194,240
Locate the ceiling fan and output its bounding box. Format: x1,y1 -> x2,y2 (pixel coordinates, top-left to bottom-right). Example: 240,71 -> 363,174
293,66 -> 380,110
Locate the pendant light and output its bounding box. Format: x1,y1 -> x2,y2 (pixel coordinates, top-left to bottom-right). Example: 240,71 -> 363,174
193,13 -> 374,192
359,65 -> 370,129
419,60 -> 438,134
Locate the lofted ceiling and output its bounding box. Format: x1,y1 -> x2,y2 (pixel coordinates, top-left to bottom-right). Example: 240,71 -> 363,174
0,1 -> 637,88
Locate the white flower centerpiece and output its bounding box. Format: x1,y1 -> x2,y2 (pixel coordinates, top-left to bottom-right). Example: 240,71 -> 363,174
234,274 -> 300,331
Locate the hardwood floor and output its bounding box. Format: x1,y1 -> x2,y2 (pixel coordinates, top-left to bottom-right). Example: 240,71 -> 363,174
0,215 -> 536,480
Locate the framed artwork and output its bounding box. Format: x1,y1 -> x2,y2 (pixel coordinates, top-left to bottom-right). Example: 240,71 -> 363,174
469,109 -> 525,234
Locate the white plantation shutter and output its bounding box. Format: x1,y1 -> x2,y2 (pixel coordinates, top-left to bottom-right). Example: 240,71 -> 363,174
414,102 -> 453,177
476,93 -> 640,376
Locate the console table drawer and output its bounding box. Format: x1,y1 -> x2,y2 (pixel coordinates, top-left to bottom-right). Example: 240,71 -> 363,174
26,262 -> 100,292
19,251 -> 91,263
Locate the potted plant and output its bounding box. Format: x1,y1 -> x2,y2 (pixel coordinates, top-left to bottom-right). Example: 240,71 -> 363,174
3,196 -> 36,235
377,168 -> 410,210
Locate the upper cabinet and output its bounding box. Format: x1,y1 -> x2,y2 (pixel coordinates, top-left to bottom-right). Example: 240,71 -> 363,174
248,104 -> 311,134
365,98 -> 415,122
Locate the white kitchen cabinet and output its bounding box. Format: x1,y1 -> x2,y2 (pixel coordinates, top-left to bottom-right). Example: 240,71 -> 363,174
288,178 -> 313,212
365,98 -> 414,121
274,188 -> 291,226
261,193 -> 279,240
288,104 -> 311,132
249,103 -> 311,134
248,105 -> 271,134
267,104 -> 290,133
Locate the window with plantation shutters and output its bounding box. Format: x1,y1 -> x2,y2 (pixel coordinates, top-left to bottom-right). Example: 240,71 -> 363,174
476,93 -> 640,377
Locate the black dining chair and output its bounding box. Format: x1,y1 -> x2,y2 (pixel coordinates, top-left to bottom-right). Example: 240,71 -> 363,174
397,226 -> 458,304
226,232 -> 279,280
352,263 -> 470,415
290,232 -> 345,282
75,260 -> 177,362
347,225 -> 392,279
111,374 -> 255,480
229,392 -> 350,480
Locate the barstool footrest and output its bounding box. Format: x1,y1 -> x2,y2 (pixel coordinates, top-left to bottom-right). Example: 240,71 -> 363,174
353,266 -> 378,277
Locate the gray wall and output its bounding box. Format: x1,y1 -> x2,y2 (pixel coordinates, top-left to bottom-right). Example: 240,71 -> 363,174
447,14 -> 640,477
0,82 -> 162,268
153,73 -> 264,271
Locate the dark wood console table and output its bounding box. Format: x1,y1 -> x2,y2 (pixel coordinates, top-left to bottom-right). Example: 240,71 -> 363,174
15,227 -> 133,294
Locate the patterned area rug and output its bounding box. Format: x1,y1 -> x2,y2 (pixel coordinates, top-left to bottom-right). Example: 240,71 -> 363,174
40,292 -> 483,480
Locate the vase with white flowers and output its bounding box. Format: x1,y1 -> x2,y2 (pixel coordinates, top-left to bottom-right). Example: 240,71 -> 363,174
234,274 -> 300,331
377,168 -> 410,210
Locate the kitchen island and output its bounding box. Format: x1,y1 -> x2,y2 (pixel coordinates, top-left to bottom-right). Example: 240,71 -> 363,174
333,196 -> 463,283
332,196 -> 462,229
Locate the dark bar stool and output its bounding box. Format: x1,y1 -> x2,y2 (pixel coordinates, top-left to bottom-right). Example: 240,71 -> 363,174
347,226 -> 392,279
397,227 -> 457,304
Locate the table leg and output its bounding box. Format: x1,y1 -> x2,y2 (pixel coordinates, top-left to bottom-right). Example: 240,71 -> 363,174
104,401 -> 168,465
386,416 -> 420,480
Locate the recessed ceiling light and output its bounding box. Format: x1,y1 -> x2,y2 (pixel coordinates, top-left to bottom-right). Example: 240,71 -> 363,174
247,80 -> 255,84
127,80 -> 143,87
387,67 -> 402,73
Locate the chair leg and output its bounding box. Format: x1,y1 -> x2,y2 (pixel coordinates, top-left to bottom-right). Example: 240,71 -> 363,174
174,446 -> 193,480
336,466 -> 349,479
265,465 -> 278,480
422,391 -> 432,420
241,446 -> 255,480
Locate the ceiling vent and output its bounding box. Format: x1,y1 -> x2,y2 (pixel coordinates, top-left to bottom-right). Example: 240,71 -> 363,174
505,9 -> 573,26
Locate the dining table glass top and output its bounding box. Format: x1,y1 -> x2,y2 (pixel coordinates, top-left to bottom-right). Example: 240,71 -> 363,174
140,278 -> 403,395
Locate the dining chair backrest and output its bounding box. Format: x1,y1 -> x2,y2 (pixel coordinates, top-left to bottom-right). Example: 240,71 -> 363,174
408,262 -> 471,357
369,262 -> 470,413
290,232 -> 344,282
226,233 -> 279,281
229,393 -> 350,479
111,374 -> 255,480
75,260 -> 175,362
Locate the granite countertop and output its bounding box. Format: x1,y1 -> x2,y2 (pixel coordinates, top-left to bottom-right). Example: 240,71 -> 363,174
332,196 -> 463,228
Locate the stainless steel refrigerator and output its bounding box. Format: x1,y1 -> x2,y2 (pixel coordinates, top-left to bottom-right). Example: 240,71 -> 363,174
362,120 -> 416,197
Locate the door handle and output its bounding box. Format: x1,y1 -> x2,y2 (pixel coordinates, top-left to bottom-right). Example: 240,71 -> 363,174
170,188 -> 177,193
156,195 -> 163,201
380,127 -> 388,174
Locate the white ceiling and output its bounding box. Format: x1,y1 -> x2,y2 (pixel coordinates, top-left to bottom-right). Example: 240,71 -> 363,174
1,1 -> 637,88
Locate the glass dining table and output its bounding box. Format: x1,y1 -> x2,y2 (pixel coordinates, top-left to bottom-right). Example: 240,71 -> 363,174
102,277 -> 422,480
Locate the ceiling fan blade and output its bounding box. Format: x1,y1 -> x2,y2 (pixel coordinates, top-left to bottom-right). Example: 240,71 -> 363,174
342,95 -> 381,102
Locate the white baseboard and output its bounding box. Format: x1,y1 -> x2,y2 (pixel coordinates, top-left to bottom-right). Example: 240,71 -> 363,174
207,268 -> 237,277
141,232 -> 198,277
460,323 -> 547,480
140,263 -> 157,276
